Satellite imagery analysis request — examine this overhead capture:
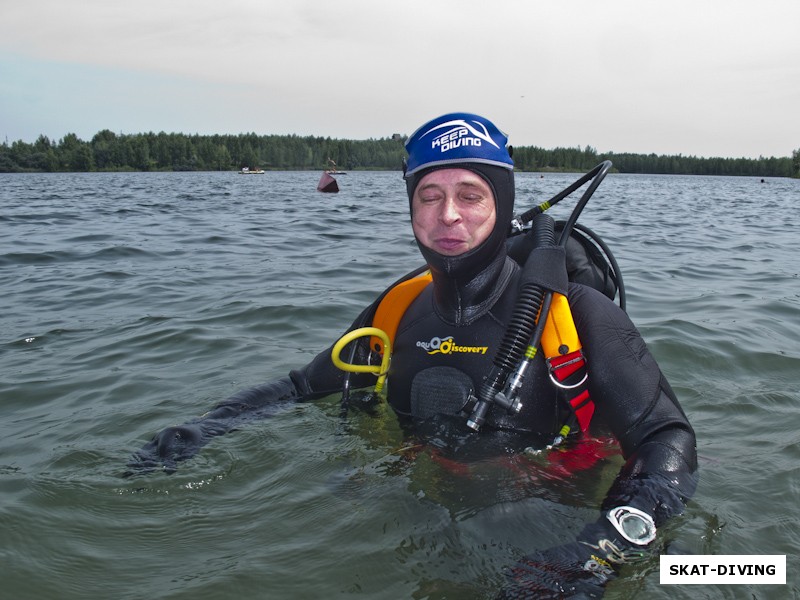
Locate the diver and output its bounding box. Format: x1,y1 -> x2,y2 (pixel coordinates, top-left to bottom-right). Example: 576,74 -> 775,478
130,113 -> 698,597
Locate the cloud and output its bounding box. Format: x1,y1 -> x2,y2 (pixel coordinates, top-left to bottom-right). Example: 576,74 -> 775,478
1,0 -> 798,158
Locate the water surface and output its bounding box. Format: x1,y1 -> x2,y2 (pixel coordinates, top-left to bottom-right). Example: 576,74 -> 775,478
1,170 -> 798,599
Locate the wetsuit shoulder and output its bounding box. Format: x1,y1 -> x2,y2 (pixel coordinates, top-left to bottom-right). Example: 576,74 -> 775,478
568,282 -> 697,472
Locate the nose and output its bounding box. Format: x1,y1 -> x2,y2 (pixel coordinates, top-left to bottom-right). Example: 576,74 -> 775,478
439,196 -> 462,225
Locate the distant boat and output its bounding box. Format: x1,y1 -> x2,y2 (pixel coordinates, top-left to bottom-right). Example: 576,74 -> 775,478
240,167 -> 265,174
317,171 -> 339,193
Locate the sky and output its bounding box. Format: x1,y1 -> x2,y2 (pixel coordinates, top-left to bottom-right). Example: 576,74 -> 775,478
1,0 -> 798,159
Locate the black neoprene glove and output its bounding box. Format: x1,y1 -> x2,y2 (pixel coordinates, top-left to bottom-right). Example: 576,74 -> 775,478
498,515 -> 651,599
125,419 -> 228,475
125,377 -> 299,476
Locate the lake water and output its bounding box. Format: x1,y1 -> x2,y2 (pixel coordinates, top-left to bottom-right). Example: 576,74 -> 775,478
1,170 -> 798,599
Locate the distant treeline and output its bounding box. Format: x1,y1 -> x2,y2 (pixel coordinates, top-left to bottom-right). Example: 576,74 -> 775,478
1,129 -> 798,178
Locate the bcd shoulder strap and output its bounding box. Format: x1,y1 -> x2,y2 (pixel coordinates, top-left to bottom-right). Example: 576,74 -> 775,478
369,271 -> 432,354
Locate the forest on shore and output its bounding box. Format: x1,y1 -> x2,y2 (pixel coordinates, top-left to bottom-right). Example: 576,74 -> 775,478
1,129 -> 798,178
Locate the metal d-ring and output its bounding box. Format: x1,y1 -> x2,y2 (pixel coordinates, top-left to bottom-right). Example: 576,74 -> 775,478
547,354 -> 589,390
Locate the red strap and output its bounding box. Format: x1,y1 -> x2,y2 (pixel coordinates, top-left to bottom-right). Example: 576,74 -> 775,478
569,389 -> 594,432
548,350 -> 594,432
548,350 -> 585,380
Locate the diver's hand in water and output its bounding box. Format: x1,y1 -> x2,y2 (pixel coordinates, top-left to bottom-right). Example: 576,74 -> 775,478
125,422 -> 212,475
124,377 -> 300,476
498,520 -> 647,599
498,541 -> 614,599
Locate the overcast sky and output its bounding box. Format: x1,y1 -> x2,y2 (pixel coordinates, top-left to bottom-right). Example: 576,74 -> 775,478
1,0 -> 798,159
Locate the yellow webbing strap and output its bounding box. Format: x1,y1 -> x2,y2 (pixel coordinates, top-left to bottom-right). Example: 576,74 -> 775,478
369,271 -> 433,354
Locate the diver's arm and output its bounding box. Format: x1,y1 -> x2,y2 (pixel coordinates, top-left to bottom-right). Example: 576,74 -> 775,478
597,385 -> 698,524
127,306 -> 379,475
563,285 -> 697,569
572,282 -> 698,521
126,376 -> 303,475
508,381 -> 697,597
501,430 -> 696,598
501,286 -> 697,596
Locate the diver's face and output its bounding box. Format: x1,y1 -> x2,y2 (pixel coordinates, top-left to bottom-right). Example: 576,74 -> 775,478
411,169 -> 496,257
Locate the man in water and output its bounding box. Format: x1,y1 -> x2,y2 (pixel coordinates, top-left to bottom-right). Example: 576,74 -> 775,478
132,113 -> 697,597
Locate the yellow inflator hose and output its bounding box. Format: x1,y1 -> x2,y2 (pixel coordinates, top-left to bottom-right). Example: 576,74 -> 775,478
331,327 -> 391,393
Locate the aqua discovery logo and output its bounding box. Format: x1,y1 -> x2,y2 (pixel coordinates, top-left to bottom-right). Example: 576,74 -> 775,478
416,335 -> 489,356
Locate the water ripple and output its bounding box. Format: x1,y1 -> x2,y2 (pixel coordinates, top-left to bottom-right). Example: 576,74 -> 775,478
2,171 -> 799,599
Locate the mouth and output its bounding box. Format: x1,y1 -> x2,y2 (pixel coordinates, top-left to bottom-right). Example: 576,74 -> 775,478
433,237 -> 468,254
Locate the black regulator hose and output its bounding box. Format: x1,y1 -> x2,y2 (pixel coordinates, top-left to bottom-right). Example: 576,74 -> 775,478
511,160 -> 612,230
467,213 -> 557,430
467,161 -> 614,430
557,161 -> 612,247
494,214 -> 556,372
